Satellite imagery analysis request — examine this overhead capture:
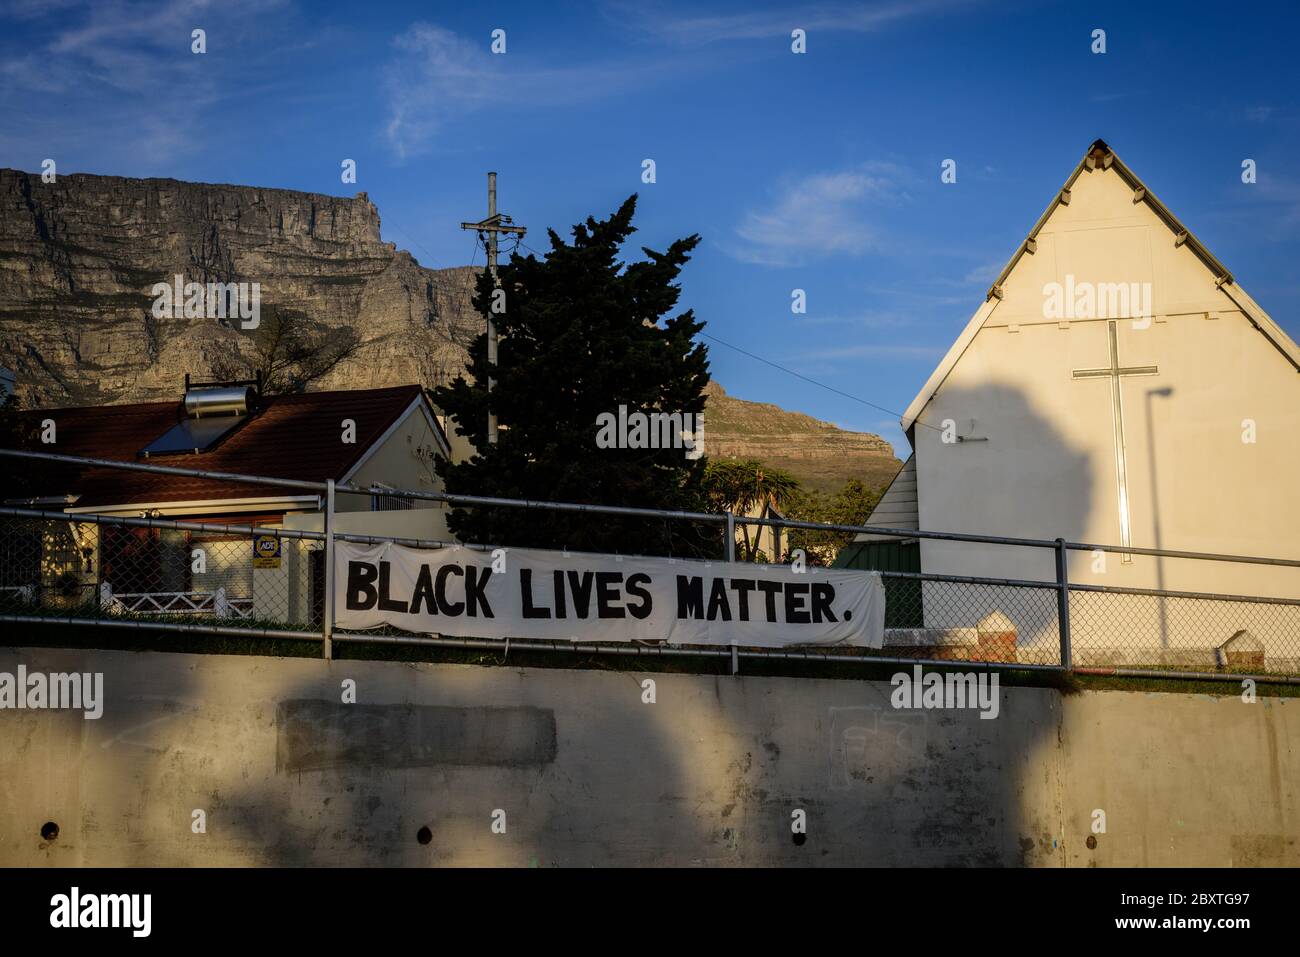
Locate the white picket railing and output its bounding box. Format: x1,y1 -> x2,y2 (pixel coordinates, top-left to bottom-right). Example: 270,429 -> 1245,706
99,583 -> 253,619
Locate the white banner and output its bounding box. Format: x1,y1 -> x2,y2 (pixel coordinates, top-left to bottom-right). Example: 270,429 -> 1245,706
335,541 -> 885,649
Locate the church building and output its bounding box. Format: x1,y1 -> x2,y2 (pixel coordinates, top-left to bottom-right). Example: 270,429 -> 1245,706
840,140 -> 1300,667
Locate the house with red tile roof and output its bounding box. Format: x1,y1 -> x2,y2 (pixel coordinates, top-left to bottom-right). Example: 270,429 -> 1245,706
9,381 -> 450,517
1,380 -> 455,624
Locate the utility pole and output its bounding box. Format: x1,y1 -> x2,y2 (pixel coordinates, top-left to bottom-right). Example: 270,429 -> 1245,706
460,172 -> 526,445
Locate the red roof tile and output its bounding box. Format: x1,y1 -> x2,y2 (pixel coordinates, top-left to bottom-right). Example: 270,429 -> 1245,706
8,385 -> 438,510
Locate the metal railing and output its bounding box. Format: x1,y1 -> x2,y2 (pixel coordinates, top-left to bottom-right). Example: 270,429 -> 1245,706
1,447 -> 1297,683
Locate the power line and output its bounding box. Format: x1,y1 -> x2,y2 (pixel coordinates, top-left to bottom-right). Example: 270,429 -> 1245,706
698,331 -> 941,433
381,218 -> 444,270
467,233 -> 930,433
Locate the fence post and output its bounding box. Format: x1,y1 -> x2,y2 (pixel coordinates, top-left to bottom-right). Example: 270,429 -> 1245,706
1054,537 -> 1072,670
323,479 -> 335,660
725,511 -> 739,675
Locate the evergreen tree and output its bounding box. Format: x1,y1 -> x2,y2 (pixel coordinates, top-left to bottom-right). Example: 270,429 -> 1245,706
432,195 -> 715,556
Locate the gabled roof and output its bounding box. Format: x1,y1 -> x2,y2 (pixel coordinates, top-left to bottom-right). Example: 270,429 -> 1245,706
901,139 -> 1300,437
9,384 -> 448,510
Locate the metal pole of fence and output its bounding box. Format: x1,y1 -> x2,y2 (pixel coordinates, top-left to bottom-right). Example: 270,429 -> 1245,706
1055,537 -> 1073,670
725,511 -> 739,675
323,479 -> 335,660
3,448 -> 1297,569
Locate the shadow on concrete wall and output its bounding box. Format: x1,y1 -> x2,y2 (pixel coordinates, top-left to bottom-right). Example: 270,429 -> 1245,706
1,646 -> 1073,867
209,661 -> 1066,866
0,644 -> 205,866
211,664 -> 726,866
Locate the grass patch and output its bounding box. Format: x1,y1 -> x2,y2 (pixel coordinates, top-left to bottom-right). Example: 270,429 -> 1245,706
7,620 -> 321,660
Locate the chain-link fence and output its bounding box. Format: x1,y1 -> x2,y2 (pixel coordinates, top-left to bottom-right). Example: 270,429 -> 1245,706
0,508 -> 321,638
869,573 -> 1063,665
1068,580 -> 1300,675
1,448 -> 1298,681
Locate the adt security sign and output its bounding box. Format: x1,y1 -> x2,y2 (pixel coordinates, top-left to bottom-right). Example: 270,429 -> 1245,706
253,534 -> 282,569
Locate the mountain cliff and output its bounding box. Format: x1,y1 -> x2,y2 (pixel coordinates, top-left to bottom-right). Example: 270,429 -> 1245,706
0,168 -> 898,489
702,382 -> 899,492
0,168 -> 476,405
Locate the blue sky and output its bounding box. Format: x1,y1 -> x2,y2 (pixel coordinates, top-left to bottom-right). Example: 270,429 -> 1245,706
2,0 -> 1298,457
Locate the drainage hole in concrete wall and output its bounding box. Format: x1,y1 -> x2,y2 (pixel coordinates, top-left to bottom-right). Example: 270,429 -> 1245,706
1086,835 -> 1098,850
417,826 -> 432,845
792,832 -> 806,847
40,822 -> 59,841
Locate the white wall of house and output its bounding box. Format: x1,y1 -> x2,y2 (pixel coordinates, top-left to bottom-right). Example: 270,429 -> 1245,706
338,400 -> 449,516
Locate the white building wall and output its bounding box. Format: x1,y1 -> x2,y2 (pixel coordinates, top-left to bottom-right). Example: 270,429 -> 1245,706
910,161 -> 1300,666
336,401 -> 454,542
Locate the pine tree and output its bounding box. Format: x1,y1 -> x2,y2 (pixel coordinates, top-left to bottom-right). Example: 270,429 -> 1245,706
432,195 -> 716,556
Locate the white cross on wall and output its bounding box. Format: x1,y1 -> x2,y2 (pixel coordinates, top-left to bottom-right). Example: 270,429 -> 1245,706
1071,320 -> 1158,563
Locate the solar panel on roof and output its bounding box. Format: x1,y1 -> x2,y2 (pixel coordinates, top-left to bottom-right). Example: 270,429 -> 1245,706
138,385 -> 257,457
140,416 -> 245,457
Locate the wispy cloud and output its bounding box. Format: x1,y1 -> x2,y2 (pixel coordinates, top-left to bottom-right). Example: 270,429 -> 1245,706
2,0 -> 286,90
382,24 -> 504,157
0,0 -> 294,166
609,0 -> 975,46
382,22 -> 675,158
960,258 -> 1005,285
725,163 -> 910,266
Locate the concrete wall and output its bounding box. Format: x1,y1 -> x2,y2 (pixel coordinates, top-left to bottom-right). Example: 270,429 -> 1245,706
0,646 -> 1295,866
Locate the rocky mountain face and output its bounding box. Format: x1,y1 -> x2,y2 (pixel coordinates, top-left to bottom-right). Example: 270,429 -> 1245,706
702,382 -> 899,492
0,168 -> 477,405
0,168 -> 899,490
